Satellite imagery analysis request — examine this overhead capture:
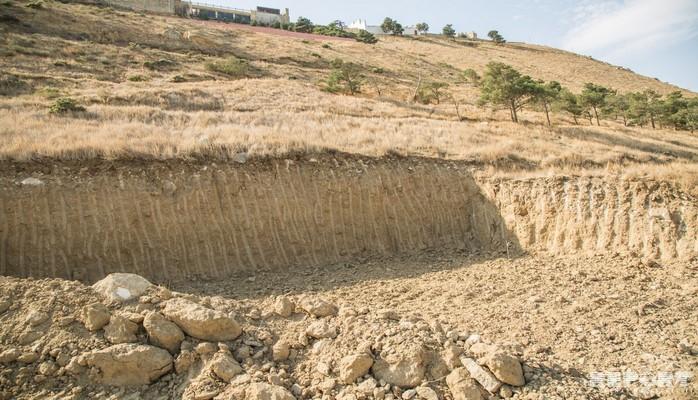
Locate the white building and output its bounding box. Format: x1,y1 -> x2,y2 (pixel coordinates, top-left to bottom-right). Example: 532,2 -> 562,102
348,19 -> 419,36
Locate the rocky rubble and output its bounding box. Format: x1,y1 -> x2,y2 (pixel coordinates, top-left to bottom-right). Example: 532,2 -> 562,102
0,273 -> 532,400
1,263 -> 695,400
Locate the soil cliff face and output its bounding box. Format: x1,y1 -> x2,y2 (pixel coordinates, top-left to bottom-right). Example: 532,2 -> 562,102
1,158 -> 696,282
483,177 -> 697,261
0,158 -> 511,282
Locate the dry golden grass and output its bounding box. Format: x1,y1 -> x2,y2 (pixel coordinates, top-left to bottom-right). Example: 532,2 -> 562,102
1,0 -> 697,190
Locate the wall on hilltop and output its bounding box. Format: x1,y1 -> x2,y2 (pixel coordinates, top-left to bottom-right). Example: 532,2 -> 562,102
105,0 -> 176,14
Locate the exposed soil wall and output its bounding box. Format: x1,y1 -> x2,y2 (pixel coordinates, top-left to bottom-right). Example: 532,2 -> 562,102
482,177 -> 698,260
1,158 -> 696,283
0,158 -> 511,282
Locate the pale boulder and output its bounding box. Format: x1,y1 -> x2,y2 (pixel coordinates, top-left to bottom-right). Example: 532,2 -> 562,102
162,298 -> 242,341
92,273 -> 153,303
82,344 -> 173,386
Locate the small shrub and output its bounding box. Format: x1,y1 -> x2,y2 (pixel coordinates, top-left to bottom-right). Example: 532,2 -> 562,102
372,67 -> 385,74
38,87 -> 63,99
322,43 -> 331,49
325,59 -> 363,95
301,40 -> 311,45
0,75 -> 31,96
171,75 -> 186,83
127,75 -> 148,82
311,52 -> 321,58
205,57 -> 249,78
49,97 -> 86,114
26,0 -> 43,9
144,59 -> 176,71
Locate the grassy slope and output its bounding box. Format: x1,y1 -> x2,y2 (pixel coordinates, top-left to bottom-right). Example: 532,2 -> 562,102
0,0 -> 696,191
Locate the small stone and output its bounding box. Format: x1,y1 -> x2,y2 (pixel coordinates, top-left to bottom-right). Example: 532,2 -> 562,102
21,177 -> 44,186
92,273 -> 153,303
17,352 -> 40,364
26,310 -> 49,326
103,315 -> 139,344
460,357 -> 501,393
0,348 -> 22,363
306,320 -> 338,339
0,299 -> 11,314
464,335 -> 481,347
38,360 -> 58,376
175,350 -> 196,374
339,354 -> 374,384
372,349 -> 426,388
163,298 -> 242,341
143,311 -> 184,354
402,389 -> 417,400
233,152 -> 248,164
415,386 -> 438,400
499,385 -> 513,398
246,382 -> 295,400
298,297 -> 337,317
446,368 -> 483,400
274,296 -> 295,317
483,353 -> 524,386
358,377 -> 378,393
272,341 -> 290,361
195,342 -> 218,355
443,343 -> 463,370
210,352 -> 243,382
82,303 -> 111,332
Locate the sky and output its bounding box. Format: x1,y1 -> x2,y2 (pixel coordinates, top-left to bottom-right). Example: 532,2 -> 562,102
204,0 -> 698,91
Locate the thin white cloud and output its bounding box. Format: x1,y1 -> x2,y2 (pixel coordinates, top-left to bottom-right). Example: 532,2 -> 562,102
562,0 -> 698,58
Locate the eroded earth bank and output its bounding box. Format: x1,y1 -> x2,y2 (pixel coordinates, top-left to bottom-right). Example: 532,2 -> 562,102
0,156 -> 697,400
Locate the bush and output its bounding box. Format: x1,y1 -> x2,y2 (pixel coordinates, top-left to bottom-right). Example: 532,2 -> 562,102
26,0 -> 43,9
49,97 -> 86,114
0,75 -> 31,96
325,59 -> 363,95
355,30 -> 378,44
143,59 -> 176,71
128,75 -> 148,82
205,57 -> 250,78
322,43 -> 331,49
171,75 -> 186,83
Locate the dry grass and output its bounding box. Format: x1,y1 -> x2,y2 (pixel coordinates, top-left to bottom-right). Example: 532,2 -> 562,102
0,0 -> 696,190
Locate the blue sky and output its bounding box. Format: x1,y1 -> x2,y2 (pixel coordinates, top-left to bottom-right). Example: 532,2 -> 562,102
207,0 -> 698,91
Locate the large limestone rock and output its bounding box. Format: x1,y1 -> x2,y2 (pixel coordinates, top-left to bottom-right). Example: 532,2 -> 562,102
460,357 -> 501,393
93,273 -> 153,303
82,303 -> 111,332
446,368 -> 483,400
103,315 -> 139,344
484,353 -> 525,386
274,296 -> 295,317
143,311 -> 185,354
246,382 -> 296,400
339,354 -> 374,384
298,297 -> 337,317
162,298 -> 242,341
82,344 -> 173,386
372,348 -> 426,388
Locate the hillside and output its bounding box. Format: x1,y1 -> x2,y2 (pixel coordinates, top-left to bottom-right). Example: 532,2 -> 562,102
1,0 -> 696,184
